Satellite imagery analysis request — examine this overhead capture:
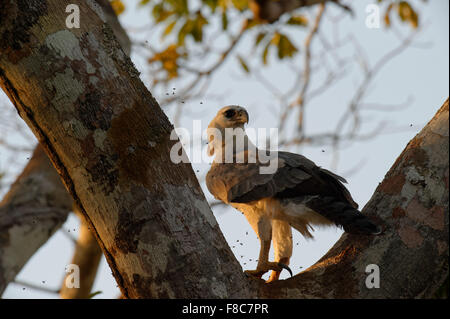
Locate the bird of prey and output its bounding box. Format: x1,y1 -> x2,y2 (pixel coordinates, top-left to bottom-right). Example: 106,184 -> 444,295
206,105 -> 381,283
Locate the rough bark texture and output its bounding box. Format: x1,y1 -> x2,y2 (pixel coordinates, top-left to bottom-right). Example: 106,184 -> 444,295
0,0 -> 131,296
59,206 -> 103,299
95,0 -> 131,56
0,0 -> 249,299
57,0 -> 130,299
0,145 -> 72,294
0,0 -> 447,299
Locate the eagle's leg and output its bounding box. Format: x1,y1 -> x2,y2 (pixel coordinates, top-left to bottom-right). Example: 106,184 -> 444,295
244,217 -> 292,279
244,238 -> 272,278
267,220 -> 293,283
244,216 -> 272,278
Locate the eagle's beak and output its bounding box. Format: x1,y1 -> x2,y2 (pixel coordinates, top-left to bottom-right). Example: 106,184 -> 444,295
237,110 -> 249,124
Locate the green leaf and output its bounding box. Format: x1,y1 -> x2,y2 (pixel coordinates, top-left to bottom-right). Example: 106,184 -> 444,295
178,19 -> 195,45
221,11 -> 228,30
237,55 -> 250,73
177,13 -> 208,44
203,0 -> 219,12
162,20 -> 177,39
254,32 -> 267,47
277,34 -> 298,59
270,32 -> 280,45
152,3 -> 173,23
166,0 -> 188,15
262,42 -> 270,65
152,3 -> 162,19
218,0 -> 229,9
231,0 -> 248,11
244,18 -> 260,29
287,15 -> 308,27
192,12 -> 208,42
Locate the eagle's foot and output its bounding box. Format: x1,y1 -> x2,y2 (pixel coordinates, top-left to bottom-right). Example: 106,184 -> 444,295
244,269 -> 266,279
244,261 -> 293,280
266,258 -> 291,283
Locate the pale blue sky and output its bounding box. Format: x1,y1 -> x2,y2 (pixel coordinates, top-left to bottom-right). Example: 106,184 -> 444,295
1,0 -> 448,298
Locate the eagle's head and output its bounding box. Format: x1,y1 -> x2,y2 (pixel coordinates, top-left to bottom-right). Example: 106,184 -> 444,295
209,105 -> 249,129
207,105 -> 249,157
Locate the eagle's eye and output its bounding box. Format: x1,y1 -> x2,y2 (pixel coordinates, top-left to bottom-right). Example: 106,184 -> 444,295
224,109 -> 236,119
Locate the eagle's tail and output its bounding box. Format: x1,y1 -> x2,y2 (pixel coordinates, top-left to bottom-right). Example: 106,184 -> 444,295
304,196 -> 381,235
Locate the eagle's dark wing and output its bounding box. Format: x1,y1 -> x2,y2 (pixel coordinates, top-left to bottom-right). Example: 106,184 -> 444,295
207,151 -> 356,206
206,151 -> 379,235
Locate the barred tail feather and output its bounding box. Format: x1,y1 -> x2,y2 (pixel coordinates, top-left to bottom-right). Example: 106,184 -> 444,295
304,196 -> 381,235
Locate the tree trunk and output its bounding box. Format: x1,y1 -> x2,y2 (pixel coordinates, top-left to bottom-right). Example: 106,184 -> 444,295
0,0 -> 447,299
0,0 -> 249,299
0,0 -> 131,296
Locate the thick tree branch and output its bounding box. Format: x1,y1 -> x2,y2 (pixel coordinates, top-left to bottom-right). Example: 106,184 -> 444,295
59,205 -> 103,299
0,145 -> 72,294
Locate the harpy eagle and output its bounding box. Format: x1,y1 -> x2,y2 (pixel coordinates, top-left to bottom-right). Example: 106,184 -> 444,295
205,105 -> 381,282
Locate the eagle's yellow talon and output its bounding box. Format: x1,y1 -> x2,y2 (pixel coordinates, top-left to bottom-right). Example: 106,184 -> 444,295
244,261 -> 292,281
